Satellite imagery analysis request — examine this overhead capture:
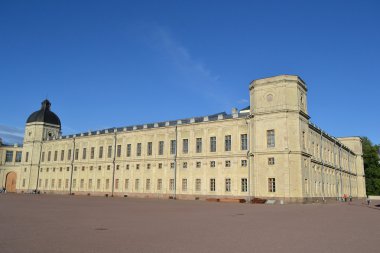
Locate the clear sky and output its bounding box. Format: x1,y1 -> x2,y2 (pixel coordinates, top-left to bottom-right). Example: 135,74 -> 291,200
0,0 -> 379,145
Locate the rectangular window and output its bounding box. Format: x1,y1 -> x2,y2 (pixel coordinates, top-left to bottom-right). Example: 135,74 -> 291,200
126,144 -> 131,157
82,148 -> 86,160
225,178 -> 231,192
15,151 -> 22,162
210,161 -> 216,168
195,179 -> 201,191
158,141 -> 164,155
107,165 -> 110,170
48,151 -> 51,161
147,142 -> 152,156
196,138 -> 202,153
225,135 -> 231,151
225,160 -> 231,167
268,157 -> 275,165
267,130 -> 275,148
125,179 -> 129,190
54,150 -> 58,161
241,160 -> 247,167
170,162 -> 175,169
42,152 -> 45,162
117,145 -> 121,157
183,162 -> 187,169
210,136 -> 216,152
80,179 -> 84,189
182,179 -> 187,191
90,147 -> 95,159
97,179 -> 101,190
157,179 -> 162,190
61,150 -> 64,161
105,179 -> 110,189
72,179 -> 76,188
136,164 -> 140,170
268,178 -> 276,192
158,163 -> 162,169
135,179 -> 139,190
147,163 -> 151,169
169,179 -> 175,191
241,178 -> 248,192
182,139 -> 188,154
146,179 -> 151,191
241,134 -> 248,150
25,152 -> 29,162
88,179 -> 92,189
136,143 -> 142,156
210,178 -> 216,192
107,145 -> 112,158
51,179 -> 55,188
170,140 -> 176,155
68,149 -> 72,161
58,179 -> 62,188
22,178 -> 26,187
45,179 -> 48,188
126,164 -> 129,170
98,166 -> 102,171
65,179 -> 69,189
115,179 -> 119,190
75,149 -> 79,160
196,161 -> 201,168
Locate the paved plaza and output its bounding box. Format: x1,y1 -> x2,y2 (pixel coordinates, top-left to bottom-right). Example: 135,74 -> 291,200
0,194 -> 379,253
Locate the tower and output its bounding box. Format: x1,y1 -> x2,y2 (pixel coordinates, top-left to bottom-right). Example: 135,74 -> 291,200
23,99 -> 61,191
249,75 -> 309,201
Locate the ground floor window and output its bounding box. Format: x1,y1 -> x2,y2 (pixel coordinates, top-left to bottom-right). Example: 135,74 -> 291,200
210,178 -> 216,192
169,179 -> 174,191
157,179 -> 162,190
225,178 -> 231,192
146,179 -> 151,191
268,178 -> 276,192
135,179 -> 139,190
125,179 -> 129,190
195,179 -> 201,191
182,179 -> 187,191
97,179 -> 101,190
241,178 -> 248,192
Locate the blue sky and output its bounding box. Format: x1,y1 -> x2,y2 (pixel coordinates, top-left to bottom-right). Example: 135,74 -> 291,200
0,0 -> 379,145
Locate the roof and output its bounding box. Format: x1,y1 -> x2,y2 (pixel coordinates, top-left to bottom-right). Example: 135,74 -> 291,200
26,100 -> 61,127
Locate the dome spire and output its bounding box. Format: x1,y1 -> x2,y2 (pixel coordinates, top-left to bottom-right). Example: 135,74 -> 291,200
41,99 -> 51,110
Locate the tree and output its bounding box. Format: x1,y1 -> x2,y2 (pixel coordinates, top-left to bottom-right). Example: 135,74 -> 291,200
362,137 -> 380,195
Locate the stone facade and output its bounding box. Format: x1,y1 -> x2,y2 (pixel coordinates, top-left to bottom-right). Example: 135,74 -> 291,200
0,75 -> 366,202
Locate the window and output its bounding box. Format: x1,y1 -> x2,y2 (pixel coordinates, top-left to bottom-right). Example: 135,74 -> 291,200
210,179 -> 216,192
90,147 -> 95,159
136,164 -> 140,170
225,160 -> 231,167
196,138 -> 202,153
241,178 -> 248,192
196,161 -> 201,168
183,162 -> 187,169
158,141 -> 164,155
107,145 -> 112,158
117,145 -> 121,157
147,142 -> 152,156
195,179 -> 201,191
170,162 -> 175,169
41,152 -> 45,162
65,179 -> 69,189
267,130 -> 275,148
170,140 -> 176,155
147,163 -> 151,169
58,179 -> 62,188
61,150 -> 64,161
51,179 -> 56,188
225,178 -> 231,192
302,131 -> 306,149
210,136 -> 216,152
107,165 -> 110,170
135,179 -> 140,190
241,134 -> 248,150
5,151 -> 13,162
97,179 -> 101,190
53,150 -> 57,161
25,152 -> 29,162
45,179 -> 48,188
158,163 -> 162,169
80,179 -> 84,189
169,179 -> 175,191
39,179 -> 42,187
268,178 -> 276,192
75,149 -> 79,160
22,178 -> 26,187
82,148 -> 86,160
88,179 -> 92,189
48,151 -> 51,161
74,166 -> 77,171
72,179 -> 76,188
146,179 -> 151,191
182,139 -> 188,154
116,165 -> 120,170
137,143 -> 142,156
126,144 -> 131,157
225,135 -> 231,151
210,161 -> 216,168
105,179 -> 110,189
15,151 -> 22,162
90,166 -> 93,171
268,157 -> 275,165
68,149 -> 72,160
182,179 -> 187,191
241,160 -> 247,167
115,179 -> 119,190
66,167 -> 70,172
125,179 -> 129,190
98,166 -> 102,171
81,166 -> 85,171
157,179 -> 162,190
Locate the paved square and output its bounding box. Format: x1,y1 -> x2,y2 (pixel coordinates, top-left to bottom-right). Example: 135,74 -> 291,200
0,194 -> 379,253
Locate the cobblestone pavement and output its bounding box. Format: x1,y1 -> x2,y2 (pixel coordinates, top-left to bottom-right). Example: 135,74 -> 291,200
0,194 -> 379,253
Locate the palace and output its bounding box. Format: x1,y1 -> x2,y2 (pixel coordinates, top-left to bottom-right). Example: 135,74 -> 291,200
0,75 -> 366,202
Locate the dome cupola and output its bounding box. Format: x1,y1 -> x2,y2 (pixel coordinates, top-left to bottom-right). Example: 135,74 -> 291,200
26,99 -> 61,127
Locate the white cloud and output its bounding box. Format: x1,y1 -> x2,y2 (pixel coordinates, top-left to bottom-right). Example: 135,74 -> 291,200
237,98 -> 249,104
0,124 -> 24,144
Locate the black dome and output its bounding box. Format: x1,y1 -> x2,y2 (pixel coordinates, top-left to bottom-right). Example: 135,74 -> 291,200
26,100 -> 61,126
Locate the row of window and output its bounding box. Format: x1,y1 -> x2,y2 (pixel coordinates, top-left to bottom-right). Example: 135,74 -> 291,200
4,151 -> 28,163
40,134 -> 249,162
37,178 -> 277,193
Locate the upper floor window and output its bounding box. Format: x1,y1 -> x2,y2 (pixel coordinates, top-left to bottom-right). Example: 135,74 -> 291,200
25,152 -> 29,163
225,135 -> 231,151
41,152 -> 45,162
15,151 -> 22,162
82,148 -> 86,160
99,146 -> 103,159
158,141 -> 164,155
267,130 -> 275,148
196,138 -> 202,153
170,140 -> 176,155
67,149 -> 71,161
61,150 -> 64,161
74,149 -> 79,160
54,150 -> 58,161
147,142 -> 152,156
117,145 -> 121,157
136,143 -> 142,156
210,136 -> 216,152
126,144 -> 131,157
241,134 -> 248,150
107,145 -> 112,158
182,139 -> 188,154
48,151 -> 51,161
90,147 -> 94,159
